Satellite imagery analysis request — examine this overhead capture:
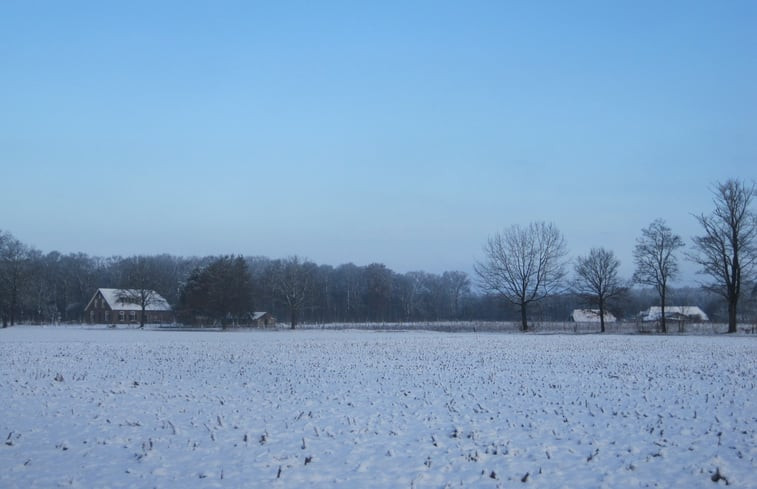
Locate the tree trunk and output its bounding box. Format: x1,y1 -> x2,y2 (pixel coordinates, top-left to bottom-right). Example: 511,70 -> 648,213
290,309 -> 297,329
520,304 -> 528,332
660,291 -> 667,334
140,304 -> 146,329
599,302 -> 606,333
727,299 -> 738,334
10,290 -> 17,326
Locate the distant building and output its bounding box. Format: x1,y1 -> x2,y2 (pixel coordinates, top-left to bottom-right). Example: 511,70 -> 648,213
248,312 -> 277,327
84,288 -> 173,325
640,306 -> 709,322
570,309 -> 617,323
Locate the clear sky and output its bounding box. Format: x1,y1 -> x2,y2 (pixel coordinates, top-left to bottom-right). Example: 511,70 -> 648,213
1,1 -> 755,284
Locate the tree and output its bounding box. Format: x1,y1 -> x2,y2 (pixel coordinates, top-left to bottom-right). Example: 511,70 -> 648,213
214,255 -> 254,326
139,254 -> 188,306
0,231 -> 33,326
309,264 -> 334,323
271,256 -> 314,329
116,256 -> 170,328
633,219 -> 684,333
59,252 -> 97,322
573,247 -> 625,333
331,263 -> 364,322
362,263 -> 393,322
441,271 -> 471,319
475,222 -> 568,331
690,179 -> 757,333
179,255 -> 253,327
0,230 -> 11,326
397,271 -> 431,321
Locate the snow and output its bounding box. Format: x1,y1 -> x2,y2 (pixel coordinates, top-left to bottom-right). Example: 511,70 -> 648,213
1,326 -> 755,488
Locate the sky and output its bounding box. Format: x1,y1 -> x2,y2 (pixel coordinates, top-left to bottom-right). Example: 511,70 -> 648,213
1,1 -> 755,285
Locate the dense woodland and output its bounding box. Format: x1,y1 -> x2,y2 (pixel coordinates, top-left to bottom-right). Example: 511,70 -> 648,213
1,179 -> 754,330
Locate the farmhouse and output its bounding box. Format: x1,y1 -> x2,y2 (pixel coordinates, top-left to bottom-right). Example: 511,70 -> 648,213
570,309 -> 617,323
640,306 -> 709,322
84,288 -> 173,325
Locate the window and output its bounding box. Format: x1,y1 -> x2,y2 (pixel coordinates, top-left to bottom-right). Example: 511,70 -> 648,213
104,311 -> 110,322
129,311 -> 136,322
119,311 -> 125,322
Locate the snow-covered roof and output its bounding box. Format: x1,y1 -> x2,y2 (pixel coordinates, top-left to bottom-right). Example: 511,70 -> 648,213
251,312 -> 271,321
641,306 -> 708,322
570,309 -> 617,323
87,288 -> 172,311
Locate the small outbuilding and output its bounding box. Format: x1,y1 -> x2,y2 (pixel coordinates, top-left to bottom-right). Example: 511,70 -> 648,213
84,288 -> 173,325
248,312 -> 276,327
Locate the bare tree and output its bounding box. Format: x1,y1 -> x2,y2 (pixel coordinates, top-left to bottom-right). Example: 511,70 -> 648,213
475,222 -> 568,331
271,256 -> 314,329
398,271 -> 431,321
60,252 -> 97,322
0,231 -> 33,327
633,219 -> 684,333
331,263 -> 364,322
441,271 -> 471,319
0,230 -> 11,327
573,247 -> 625,333
690,179 -> 757,333
116,256 -> 164,329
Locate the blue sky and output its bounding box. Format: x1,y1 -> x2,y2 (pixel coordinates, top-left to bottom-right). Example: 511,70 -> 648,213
1,1 -> 755,283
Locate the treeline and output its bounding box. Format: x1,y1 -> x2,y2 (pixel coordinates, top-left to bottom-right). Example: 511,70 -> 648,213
0,230 -> 738,328
1,178 -> 754,330
0,243 -> 481,326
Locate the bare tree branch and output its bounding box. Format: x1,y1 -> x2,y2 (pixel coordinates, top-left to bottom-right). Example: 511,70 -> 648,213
633,219 -> 684,333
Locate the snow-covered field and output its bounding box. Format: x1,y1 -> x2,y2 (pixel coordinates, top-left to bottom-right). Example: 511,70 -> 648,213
1,327 -> 755,488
